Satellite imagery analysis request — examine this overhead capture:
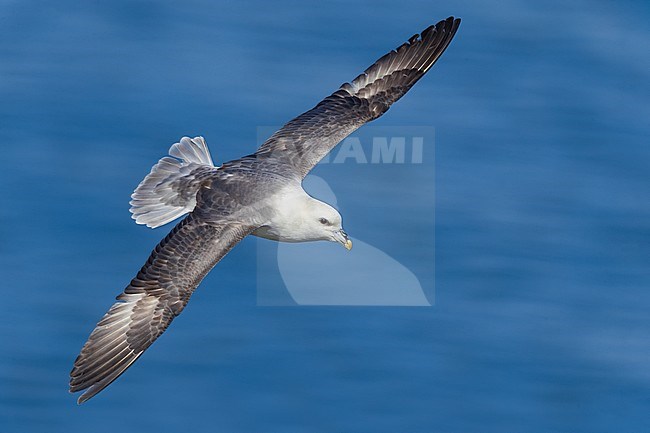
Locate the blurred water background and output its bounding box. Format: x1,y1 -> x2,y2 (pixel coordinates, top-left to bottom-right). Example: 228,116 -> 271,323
1,1 -> 649,432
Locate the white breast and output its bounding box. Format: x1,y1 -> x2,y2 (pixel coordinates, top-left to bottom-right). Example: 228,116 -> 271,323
251,186 -> 315,242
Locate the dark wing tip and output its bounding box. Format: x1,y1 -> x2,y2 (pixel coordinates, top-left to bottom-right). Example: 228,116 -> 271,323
421,16 -> 461,38
346,16 -> 461,96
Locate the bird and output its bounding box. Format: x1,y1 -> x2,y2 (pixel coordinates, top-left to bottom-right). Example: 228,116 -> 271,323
70,16 -> 461,404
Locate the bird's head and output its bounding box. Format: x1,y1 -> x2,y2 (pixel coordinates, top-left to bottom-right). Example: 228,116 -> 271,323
303,199 -> 352,250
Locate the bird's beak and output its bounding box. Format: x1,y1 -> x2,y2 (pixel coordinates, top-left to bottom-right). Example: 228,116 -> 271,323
335,229 -> 353,251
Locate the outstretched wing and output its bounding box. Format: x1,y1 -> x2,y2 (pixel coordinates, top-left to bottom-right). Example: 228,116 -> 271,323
255,16 -> 461,178
70,215 -> 254,403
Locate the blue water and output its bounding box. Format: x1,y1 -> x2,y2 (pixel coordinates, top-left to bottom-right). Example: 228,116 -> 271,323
1,1 -> 649,432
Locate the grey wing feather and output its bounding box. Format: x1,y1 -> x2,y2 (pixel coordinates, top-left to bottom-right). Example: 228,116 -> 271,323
255,16 -> 461,178
69,215 -> 254,403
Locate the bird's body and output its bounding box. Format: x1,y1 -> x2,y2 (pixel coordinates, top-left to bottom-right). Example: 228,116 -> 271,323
70,17 -> 461,403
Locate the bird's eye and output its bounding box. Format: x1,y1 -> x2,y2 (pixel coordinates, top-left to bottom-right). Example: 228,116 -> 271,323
319,217 -> 329,225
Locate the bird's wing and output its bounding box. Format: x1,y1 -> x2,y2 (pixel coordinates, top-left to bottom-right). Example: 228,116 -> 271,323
70,214 -> 255,403
255,16 -> 460,178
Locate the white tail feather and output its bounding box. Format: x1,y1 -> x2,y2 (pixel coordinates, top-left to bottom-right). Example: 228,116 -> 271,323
129,136 -> 216,228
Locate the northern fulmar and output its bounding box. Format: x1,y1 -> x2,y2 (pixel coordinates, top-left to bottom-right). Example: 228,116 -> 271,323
70,16 -> 461,403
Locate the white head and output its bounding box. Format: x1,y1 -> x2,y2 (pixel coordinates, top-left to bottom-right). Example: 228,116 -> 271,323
300,198 -> 352,250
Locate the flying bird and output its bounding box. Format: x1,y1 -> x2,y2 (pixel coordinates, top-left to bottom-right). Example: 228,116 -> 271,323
70,16 -> 461,403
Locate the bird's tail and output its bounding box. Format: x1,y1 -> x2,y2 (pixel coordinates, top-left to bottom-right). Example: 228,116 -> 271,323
129,136 -> 216,228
